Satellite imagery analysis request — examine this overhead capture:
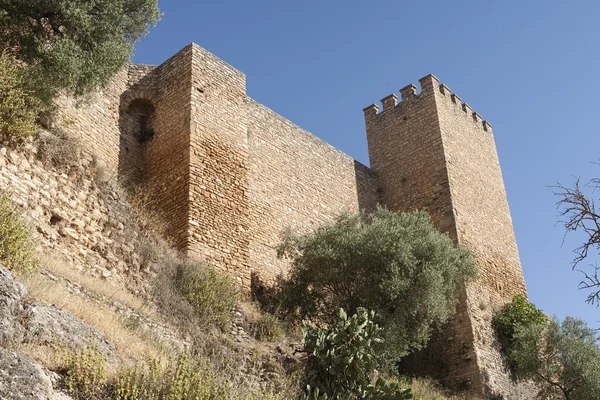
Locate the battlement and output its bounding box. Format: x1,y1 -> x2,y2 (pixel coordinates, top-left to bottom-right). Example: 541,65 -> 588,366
363,74 -> 493,133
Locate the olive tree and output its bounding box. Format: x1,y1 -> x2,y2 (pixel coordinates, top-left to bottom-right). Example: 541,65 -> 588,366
510,317 -> 600,400
276,208 -> 477,364
0,0 -> 160,103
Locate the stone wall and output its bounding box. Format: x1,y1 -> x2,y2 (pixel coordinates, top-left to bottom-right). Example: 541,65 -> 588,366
187,44 -> 251,285
54,72 -> 128,174
434,77 -> 529,398
0,138 -> 161,289
247,99 -> 380,284
140,46 -> 193,249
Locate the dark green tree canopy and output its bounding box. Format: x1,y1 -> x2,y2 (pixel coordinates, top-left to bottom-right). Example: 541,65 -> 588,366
0,0 -> 160,102
277,208 -> 477,361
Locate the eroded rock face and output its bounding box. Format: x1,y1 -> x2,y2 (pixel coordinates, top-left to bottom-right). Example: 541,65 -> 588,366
23,301 -> 116,361
0,264 -> 27,345
0,347 -> 72,400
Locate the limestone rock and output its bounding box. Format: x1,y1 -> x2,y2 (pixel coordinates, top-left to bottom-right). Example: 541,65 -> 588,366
23,302 -> 117,362
0,347 -> 73,400
0,264 -> 27,345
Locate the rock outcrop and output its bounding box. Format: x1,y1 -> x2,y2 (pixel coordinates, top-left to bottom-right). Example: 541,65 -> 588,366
0,348 -> 73,400
0,265 -> 27,344
0,263 -> 113,398
24,301 -> 116,361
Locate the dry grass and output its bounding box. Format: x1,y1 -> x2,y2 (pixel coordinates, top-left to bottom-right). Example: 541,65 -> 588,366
36,129 -> 85,172
9,342 -> 65,371
17,265 -> 172,365
37,251 -> 155,317
395,377 -> 475,400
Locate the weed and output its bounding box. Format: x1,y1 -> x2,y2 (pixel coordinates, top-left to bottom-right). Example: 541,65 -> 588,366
175,262 -> 239,329
0,192 -> 38,271
64,344 -> 107,399
251,313 -> 283,342
114,352 -> 232,400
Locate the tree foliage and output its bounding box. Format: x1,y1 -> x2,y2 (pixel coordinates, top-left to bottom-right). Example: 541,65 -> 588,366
0,0 -> 160,103
277,208 -> 477,362
0,52 -> 42,143
555,172 -> 600,305
493,294 -> 547,356
510,317 -> 600,400
301,308 -> 412,400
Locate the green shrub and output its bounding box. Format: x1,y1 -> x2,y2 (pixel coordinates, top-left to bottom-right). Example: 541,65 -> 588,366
277,208 -> 476,366
175,262 -> 239,329
301,308 -> 412,400
115,352 -> 231,400
251,313 -> 283,342
493,294 -> 546,355
0,52 -> 42,144
64,344 -> 107,399
0,193 -> 38,271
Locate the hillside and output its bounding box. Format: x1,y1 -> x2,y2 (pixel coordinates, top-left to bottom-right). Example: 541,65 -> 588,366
0,129 -> 476,399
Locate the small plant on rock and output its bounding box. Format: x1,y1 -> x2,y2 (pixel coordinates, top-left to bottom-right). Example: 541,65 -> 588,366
301,308 -> 412,400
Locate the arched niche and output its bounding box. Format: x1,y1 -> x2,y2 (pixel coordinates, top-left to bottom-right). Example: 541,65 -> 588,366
119,98 -> 155,187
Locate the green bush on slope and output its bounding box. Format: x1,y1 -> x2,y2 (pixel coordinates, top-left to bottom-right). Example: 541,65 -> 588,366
0,192 -> 38,271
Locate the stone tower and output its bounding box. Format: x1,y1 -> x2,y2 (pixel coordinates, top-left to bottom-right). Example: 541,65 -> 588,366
364,75 -> 528,397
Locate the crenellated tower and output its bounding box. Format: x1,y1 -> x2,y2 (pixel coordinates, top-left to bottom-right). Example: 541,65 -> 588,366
364,75 -> 529,398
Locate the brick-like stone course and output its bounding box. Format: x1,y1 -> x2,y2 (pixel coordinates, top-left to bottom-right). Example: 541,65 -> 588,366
247,99 -> 379,283
187,44 -> 251,285
50,43 -> 531,399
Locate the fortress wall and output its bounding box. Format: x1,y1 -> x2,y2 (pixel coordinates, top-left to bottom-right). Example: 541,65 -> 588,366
186,45 -> 251,284
54,71 -> 129,173
141,45 -> 193,248
435,86 -> 526,298
246,99 -> 380,284
54,64 -> 158,176
433,80 -> 531,398
364,79 -> 481,392
363,83 -> 455,233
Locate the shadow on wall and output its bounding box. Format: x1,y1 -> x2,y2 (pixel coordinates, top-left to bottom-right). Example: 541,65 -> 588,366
118,71 -> 159,191
353,160 -> 381,213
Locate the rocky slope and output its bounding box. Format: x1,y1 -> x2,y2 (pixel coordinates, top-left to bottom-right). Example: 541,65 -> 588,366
0,263 -> 81,399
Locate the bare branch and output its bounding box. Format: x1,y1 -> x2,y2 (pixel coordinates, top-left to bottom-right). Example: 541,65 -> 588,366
554,163 -> 600,305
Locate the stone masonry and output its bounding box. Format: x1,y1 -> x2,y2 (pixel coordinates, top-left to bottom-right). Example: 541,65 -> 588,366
54,43 -> 530,399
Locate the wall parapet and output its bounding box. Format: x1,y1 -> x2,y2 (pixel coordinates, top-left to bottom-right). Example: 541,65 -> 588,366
364,74 -> 493,134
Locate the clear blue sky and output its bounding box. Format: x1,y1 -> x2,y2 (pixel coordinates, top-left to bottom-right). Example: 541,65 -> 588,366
133,1 -> 600,326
